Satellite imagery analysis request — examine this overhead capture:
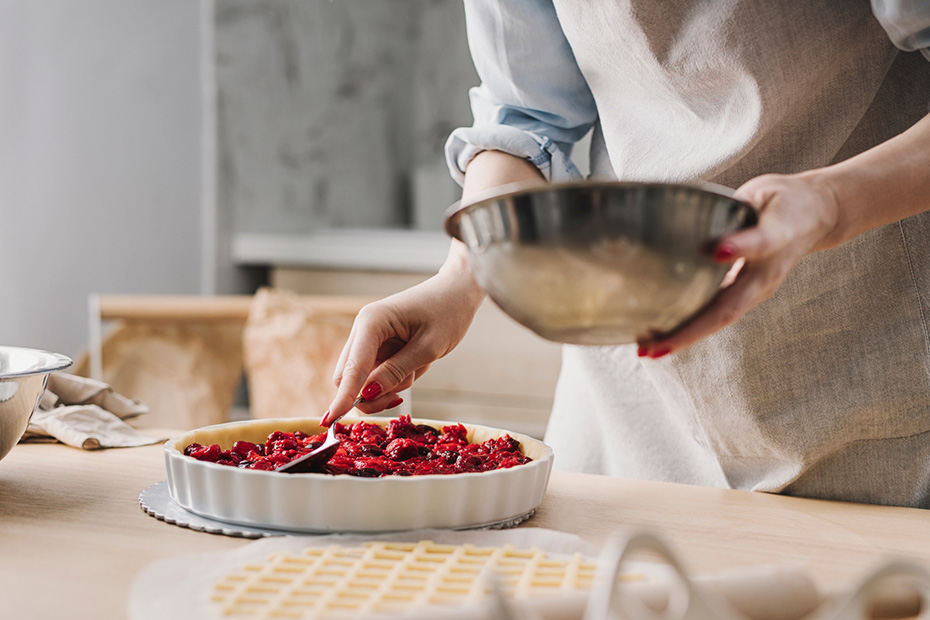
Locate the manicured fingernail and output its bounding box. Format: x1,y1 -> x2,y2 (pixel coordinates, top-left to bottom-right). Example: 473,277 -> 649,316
362,381 -> 381,400
361,382 -> 382,400
649,348 -> 672,359
386,398 -> 403,410
320,411 -> 331,427
637,345 -> 648,358
714,243 -> 737,262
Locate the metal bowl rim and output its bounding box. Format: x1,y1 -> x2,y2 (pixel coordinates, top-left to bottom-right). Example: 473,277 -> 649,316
0,346 -> 73,379
443,179 -> 744,241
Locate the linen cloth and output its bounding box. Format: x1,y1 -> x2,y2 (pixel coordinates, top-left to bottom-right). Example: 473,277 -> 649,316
447,0 -> 930,506
22,372 -> 162,449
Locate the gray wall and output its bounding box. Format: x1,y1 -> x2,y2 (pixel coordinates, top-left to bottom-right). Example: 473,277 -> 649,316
215,0 -> 478,238
0,0 -> 204,359
0,0 -> 480,360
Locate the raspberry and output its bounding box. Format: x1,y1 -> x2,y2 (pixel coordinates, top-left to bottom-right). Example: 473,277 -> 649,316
183,418 -> 531,477
188,443 -> 222,462
384,438 -> 419,461
231,441 -> 261,458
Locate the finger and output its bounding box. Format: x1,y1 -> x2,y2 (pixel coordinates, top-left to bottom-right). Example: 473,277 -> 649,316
711,229 -> 753,263
712,223 -> 787,265
325,344 -> 431,423
374,337 -> 407,365
354,391 -> 407,415
710,185 -> 765,262
637,263 -> 772,356
413,362 -> 432,380
332,330 -> 356,388
714,198 -> 793,264
362,338 -> 442,400
720,258 -> 746,288
324,329 -> 383,425
352,362 -> 433,415
354,374 -> 415,413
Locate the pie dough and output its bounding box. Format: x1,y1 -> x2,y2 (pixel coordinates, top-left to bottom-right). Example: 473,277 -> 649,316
211,539 -> 638,618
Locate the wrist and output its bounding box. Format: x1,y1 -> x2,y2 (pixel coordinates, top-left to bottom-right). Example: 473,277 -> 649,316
437,240 -> 486,310
803,113 -> 930,247
795,167 -> 847,249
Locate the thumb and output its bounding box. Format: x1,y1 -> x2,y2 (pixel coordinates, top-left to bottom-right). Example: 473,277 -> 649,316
713,226 -> 768,264
323,336 -> 437,425
361,337 -> 440,401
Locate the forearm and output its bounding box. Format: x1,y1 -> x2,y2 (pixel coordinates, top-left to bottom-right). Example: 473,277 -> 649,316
461,149 -> 546,202
439,150 -> 546,305
814,113 -> 930,248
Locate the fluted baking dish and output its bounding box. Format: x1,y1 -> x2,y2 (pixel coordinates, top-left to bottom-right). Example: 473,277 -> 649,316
164,416 -> 554,533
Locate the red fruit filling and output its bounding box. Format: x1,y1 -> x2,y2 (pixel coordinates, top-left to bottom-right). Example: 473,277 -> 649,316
182,415 -> 532,476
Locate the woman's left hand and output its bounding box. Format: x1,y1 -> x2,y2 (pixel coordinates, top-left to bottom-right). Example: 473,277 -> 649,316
636,172 -> 841,358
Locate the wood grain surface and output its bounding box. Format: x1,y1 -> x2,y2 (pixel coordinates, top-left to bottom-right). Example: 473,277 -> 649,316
2,434 -> 929,619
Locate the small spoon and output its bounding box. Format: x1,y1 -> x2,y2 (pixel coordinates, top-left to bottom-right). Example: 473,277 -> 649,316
277,396 -> 364,473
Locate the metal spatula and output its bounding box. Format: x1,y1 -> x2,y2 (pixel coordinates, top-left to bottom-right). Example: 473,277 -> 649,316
277,396 -> 364,473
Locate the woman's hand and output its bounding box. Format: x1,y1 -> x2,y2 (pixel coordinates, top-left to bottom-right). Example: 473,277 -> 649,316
323,149 -> 545,424
637,112 -> 930,357
636,172 -> 840,358
322,242 -> 485,425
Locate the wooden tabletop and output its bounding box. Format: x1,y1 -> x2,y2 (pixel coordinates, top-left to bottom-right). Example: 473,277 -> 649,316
3,435 -> 930,619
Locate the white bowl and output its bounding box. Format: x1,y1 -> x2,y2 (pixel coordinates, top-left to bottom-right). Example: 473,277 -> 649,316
164,416 -> 554,533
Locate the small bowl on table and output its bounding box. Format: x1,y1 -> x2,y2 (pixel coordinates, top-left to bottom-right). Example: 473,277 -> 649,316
444,181 -> 757,345
0,346 -> 73,463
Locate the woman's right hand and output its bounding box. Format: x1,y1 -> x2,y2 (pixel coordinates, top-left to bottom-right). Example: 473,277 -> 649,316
322,241 -> 486,425
323,149 -> 545,425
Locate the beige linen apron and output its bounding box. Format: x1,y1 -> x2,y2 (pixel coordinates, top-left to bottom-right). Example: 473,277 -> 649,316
544,0 -> 930,506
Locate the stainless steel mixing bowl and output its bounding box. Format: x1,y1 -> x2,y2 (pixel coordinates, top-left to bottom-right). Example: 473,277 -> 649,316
0,346 -> 72,462
444,181 -> 757,345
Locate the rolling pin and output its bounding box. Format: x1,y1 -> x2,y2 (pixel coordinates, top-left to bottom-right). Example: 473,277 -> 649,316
637,566 -> 822,620
519,565 -> 922,620
620,567 -> 921,620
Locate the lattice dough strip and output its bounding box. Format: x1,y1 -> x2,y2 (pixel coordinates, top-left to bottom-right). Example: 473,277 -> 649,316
212,540 -> 634,619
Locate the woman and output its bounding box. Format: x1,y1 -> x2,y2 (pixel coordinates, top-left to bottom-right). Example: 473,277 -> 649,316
324,1 -> 930,506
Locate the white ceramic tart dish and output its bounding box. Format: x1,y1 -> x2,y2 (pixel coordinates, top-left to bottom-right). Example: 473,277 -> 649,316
164,416 -> 554,533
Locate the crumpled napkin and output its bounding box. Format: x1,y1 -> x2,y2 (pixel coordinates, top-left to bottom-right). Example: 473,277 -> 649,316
21,372 -> 165,449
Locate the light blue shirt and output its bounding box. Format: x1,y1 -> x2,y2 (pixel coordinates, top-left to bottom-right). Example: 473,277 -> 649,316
444,0 -> 596,184
872,0 -> 930,61
445,0 -> 930,186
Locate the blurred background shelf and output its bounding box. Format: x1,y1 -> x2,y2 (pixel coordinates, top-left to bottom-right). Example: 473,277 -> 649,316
84,291 -> 561,439
231,230 -> 450,273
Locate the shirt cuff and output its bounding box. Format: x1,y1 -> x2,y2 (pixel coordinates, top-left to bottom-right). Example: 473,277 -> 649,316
444,125 -> 584,187
870,0 -> 930,61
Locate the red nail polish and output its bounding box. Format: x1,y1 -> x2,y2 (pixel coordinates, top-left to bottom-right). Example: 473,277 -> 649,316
650,348 -> 672,359
361,382 -> 382,400
386,398 -> 403,410
320,411 -> 330,427
714,243 -> 736,262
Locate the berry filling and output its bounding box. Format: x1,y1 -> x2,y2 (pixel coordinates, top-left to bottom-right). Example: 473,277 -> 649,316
182,415 -> 532,476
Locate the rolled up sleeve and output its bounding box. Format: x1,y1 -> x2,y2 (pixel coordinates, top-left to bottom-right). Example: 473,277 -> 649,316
445,0 -> 598,185
871,0 -> 930,61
